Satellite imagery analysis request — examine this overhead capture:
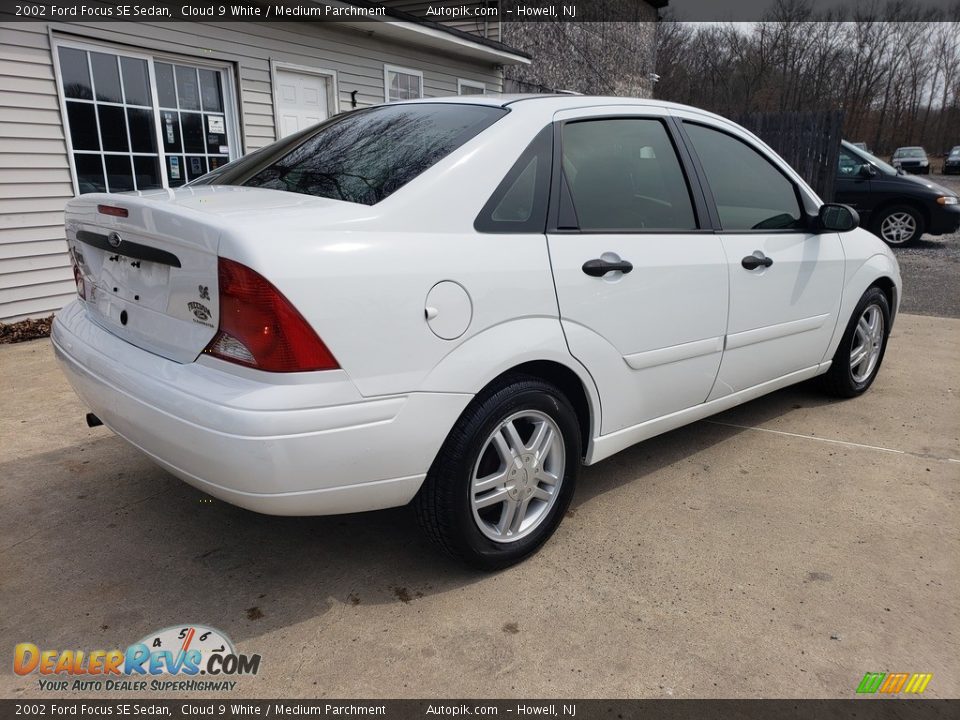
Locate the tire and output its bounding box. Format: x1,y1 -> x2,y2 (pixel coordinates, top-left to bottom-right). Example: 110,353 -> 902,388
821,287 -> 891,398
872,204 -> 924,246
415,375 -> 581,570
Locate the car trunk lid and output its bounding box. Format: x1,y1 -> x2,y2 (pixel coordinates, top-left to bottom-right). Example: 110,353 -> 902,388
66,194 -> 224,363
64,186 -> 352,364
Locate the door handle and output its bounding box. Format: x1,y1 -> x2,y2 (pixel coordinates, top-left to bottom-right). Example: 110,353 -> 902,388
741,253 -> 774,270
582,258 -> 634,277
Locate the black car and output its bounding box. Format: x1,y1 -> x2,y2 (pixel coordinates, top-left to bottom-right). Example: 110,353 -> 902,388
945,146 -> 960,175
836,140 -> 960,246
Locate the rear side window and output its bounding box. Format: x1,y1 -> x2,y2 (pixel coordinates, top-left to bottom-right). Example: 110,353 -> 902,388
237,104 -> 506,205
560,118 -> 697,232
475,125 -> 552,233
683,122 -> 804,231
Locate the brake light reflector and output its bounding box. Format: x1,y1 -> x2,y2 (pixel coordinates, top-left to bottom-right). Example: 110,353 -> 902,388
97,204 -> 128,218
203,257 -> 338,373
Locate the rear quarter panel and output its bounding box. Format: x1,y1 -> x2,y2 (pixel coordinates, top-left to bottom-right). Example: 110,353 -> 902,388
214,110 -> 570,399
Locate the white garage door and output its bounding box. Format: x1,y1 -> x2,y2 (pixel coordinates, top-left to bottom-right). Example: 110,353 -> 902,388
274,69 -> 331,138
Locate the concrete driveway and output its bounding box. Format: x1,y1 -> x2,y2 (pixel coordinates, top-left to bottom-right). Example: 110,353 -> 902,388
1,313 -> 957,699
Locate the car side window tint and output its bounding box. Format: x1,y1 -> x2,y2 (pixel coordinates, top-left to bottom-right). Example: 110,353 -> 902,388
475,125 -> 552,233
560,118 -> 697,232
683,122 -> 804,231
838,148 -> 862,177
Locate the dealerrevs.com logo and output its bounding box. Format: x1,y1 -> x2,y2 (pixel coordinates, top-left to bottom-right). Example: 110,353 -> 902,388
14,625 -> 261,692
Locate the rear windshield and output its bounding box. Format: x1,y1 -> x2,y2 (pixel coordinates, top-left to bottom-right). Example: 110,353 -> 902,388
192,103 -> 506,205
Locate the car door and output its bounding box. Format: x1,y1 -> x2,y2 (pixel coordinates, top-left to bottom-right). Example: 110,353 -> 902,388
834,146 -> 874,217
546,109 -> 729,435
677,119 -> 845,399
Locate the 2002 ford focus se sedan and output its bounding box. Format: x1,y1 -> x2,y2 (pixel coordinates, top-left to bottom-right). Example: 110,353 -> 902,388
53,96 -> 901,569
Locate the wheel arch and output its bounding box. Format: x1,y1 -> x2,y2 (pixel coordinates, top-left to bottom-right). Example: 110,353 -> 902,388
871,197 -> 930,234
488,360 -> 594,459
822,252 -> 900,364
418,318 -> 601,459
869,275 -> 898,326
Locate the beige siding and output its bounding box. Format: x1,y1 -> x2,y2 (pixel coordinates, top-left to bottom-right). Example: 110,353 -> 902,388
0,18 -> 504,322
0,23 -> 74,320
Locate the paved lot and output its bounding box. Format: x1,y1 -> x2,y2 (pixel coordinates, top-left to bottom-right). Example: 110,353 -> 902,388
890,173 -> 960,318
1,309 -> 957,699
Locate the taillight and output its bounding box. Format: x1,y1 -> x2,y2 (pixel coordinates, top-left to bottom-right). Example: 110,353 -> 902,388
203,257 -> 338,373
70,253 -> 86,300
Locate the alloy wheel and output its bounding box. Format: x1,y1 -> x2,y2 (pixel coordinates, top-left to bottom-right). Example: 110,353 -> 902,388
850,304 -> 884,383
879,211 -> 916,245
470,410 -> 565,543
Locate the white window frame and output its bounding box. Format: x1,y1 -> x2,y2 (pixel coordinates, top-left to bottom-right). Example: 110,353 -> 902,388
383,64 -> 424,103
269,60 -> 339,139
50,33 -> 242,195
457,79 -> 486,95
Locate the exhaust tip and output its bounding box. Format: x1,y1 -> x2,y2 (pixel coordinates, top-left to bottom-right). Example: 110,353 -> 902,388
85,413 -> 103,428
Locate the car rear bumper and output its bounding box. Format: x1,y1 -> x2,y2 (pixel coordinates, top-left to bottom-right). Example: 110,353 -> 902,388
52,301 -> 471,515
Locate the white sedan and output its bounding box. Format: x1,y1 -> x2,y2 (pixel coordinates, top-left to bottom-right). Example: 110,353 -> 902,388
53,96 -> 901,569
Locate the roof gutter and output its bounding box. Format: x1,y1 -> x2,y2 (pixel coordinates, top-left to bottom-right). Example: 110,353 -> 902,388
376,21 -> 531,65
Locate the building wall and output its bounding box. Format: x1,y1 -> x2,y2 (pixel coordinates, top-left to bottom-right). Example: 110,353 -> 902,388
0,20 -> 504,322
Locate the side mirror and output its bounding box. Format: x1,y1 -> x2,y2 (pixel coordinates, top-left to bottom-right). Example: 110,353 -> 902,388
858,164 -> 877,178
818,203 -> 860,232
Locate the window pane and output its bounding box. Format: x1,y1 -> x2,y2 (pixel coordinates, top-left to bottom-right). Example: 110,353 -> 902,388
241,104 -> 506,205
476,125 -> 552,233
97,105 -> 129,152
199,69 -> 223,112
492,157 -> 537,222
133,156 -> 162,190
562,119 -> 696,231
175,65 -> 200,110
683,122 -> 803,231
74,154 -> 105,193
120,57 -> 150,106
388,70 -> 420,101
206,120 -> 227,154
186,156 -> 208,180
460,83 -> 485,95
181,112 -> 205,153
90,52 -> 122,103
66,102 -> 99,151
160,110 -> 181,153
155,63 -> 177,108
127,108 -> 156,153
59,48 -> 92,100
105,155 -> 134,192
208,156 -> 230,171
167,155 -> 185,187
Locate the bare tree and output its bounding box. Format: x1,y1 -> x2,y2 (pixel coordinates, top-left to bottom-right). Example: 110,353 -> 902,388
655,1 -> 960,155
